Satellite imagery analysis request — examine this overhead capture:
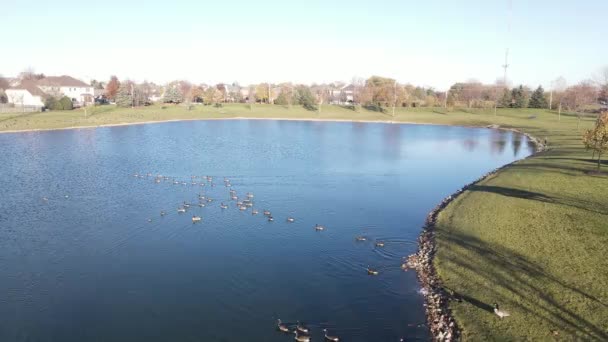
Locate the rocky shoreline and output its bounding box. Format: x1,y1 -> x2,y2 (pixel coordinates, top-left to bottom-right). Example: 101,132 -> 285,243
411,126 -> 545,341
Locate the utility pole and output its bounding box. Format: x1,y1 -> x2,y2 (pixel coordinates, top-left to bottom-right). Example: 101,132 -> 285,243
502,48 -> 510,87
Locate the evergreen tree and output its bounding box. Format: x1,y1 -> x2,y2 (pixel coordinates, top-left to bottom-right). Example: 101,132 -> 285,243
163,87 -> 183,104
115,84 -> 133,108
296,86 -> 317,111
498,88 -> 511,108
528,85 -> 548,108
510,85 -> 528,108
274,91 -> 290,106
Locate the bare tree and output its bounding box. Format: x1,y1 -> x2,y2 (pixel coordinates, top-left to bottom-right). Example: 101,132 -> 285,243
550,77 -> 567,116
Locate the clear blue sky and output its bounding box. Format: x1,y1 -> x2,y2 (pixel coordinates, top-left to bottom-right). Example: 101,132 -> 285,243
1,0 -> 607,89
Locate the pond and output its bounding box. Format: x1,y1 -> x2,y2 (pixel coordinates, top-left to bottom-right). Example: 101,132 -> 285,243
0,120 -> 533,341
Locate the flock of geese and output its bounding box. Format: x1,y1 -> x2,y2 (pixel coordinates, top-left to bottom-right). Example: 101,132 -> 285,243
277,320 -> 340,341
132,172 -> 426,341
134,172 -> 388,277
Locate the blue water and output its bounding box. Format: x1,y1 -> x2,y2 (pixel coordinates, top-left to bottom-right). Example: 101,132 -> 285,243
0,120 -> 533,341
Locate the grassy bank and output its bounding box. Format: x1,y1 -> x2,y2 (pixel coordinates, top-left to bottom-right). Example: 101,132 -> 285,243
1,104 -> 606,340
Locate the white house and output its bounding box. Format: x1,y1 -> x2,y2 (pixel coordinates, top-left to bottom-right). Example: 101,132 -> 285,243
36,75 -> 94,106
329,84 -> 355,105
5,80 -> 46,108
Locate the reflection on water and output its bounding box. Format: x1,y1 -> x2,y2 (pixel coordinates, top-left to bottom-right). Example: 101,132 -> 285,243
0,121 -> 532,342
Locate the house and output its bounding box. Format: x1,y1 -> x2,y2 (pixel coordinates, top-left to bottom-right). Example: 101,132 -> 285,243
5,80 -> 47,109
36,75 -> 94,106
329,84 -> 355,105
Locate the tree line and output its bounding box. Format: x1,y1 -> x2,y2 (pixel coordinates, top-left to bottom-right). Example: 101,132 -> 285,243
2,67 -> 607,114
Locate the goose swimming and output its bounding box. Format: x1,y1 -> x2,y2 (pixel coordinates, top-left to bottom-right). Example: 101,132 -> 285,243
192,215 -> 202,223
277,319 -> 291,333
287,217 -> 295,223
367,266 -> 379,275
296,321 -> 309,334
323,329 -> 339,341
294,330 -> 310,342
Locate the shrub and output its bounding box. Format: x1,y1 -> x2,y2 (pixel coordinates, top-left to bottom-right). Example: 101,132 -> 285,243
363,103 -> 385,113
45,96 -> 73,110
44,96 -> 58,110
58,96 -> 73,110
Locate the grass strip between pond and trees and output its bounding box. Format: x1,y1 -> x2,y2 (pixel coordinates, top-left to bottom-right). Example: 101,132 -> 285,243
1,104 -> 606,340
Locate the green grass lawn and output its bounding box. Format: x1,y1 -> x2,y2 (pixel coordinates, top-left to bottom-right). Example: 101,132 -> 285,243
1,104 -> 606,340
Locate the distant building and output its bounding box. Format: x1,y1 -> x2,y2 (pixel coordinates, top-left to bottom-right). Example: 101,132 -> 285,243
36,75 -> 94,106
5,80 -> 47,109
329,84 -> 355,105
4,75 -> 94,109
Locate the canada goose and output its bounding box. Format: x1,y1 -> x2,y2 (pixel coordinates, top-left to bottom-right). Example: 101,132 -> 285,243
192,215 -> 202,223
268,216 -> 274,221
220,203 -> 228,209
323,328 -> 339,341
247,193 -> 254,198
155,179 -> 161,183
277,319 -> 291,333
252,209 -> 259,215
263,210 -> 271,216
177,207 -> 186,213
173,181 -> 179,185
231,195 -> 238,200
239,205 -> 247,210
147,218 -> 152,223
160,210 -> 166,216
181,182 -> 187,185
206,198 -> 213,203
237,201 -> 243,206
315,224 -> 325,231
355,236 -> 366,242
287,217 -> 295,223
296,321 -> 309,334
183,203 -> 191,208
198,203 -> 206,207
245,202 -> 253,207
493,303 -> 510,319
375,241 -> 385,247
294,330 -> 310,342
367,266 -> 379,275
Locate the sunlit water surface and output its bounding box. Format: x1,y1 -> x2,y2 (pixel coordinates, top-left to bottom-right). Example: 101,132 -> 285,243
0,120 -> 533,341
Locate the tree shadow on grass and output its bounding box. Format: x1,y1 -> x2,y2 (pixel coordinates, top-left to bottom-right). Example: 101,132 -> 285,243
0,110 -> 43,124
437,230 -> 608,340
468,184 -> 608,216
